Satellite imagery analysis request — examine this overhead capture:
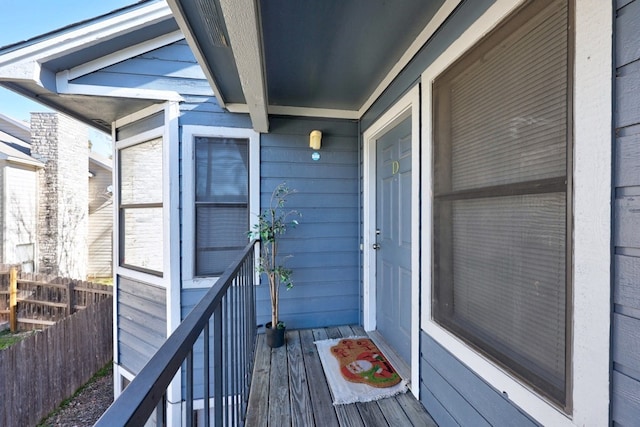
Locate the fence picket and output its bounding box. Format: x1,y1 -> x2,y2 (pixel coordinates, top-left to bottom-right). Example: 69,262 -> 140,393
0,297 -> 113,427
0,266 -> 111,330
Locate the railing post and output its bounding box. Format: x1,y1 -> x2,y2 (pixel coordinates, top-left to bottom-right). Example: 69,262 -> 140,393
9,266 -> 17,332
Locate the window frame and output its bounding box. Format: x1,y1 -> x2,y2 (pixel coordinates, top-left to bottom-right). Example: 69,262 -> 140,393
431,0 -> 572,410
420,0 -> 611,425
118,134 -> 165,277
113,102 -> 180,289
181,125 -> 260,289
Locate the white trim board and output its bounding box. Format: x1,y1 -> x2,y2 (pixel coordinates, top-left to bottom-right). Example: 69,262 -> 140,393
226,103 -> 360,120
362,85 -> 420,399
419,1 -> 612,426
55,80 -> 184,102
0,2 -> 173,74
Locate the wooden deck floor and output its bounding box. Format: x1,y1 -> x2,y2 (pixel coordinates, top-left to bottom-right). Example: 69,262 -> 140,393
245,325 -> 437,426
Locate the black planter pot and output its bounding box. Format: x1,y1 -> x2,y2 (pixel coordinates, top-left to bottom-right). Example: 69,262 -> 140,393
265,322 -> 285,348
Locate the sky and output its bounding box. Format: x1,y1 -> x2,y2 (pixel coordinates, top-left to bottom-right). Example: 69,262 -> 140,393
0,0 -> 138,156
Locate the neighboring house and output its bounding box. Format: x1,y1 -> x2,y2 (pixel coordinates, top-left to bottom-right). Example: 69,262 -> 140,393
0,114 -> 42,271
0,0 -> 632,426
88,151 -> 114,279
0,112 -> 113,279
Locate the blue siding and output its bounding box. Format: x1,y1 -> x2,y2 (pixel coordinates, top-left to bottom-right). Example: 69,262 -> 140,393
613,1 -> 640,424
71,40 -> 213,96
178,95 -> 252,129
420,333 -> 540,427
118,277 -> 166,375
257,116 -> 360,330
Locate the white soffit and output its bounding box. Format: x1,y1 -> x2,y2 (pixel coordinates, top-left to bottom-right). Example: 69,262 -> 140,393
218,0 -> 269,132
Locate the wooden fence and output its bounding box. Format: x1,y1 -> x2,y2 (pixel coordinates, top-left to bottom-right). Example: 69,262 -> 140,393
0,296 -> 113,427
0,265 -> 112,331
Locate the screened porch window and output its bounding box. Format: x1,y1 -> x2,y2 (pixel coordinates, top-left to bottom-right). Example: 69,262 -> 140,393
432,0 -> 571,409
119,137 -> 163,275
195,137 -> 249,276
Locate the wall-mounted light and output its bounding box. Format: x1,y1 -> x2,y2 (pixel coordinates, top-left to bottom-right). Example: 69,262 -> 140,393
309,130 -> 322,150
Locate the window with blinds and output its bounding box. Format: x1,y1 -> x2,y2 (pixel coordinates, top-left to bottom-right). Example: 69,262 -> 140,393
432,0 -> 571,409
194,136 -> 249,276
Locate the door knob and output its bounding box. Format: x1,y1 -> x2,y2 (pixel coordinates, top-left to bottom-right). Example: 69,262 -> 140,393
372,243 -> 380,250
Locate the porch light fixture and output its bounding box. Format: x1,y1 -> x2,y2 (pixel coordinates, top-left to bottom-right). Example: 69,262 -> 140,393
309,130 -> 322,150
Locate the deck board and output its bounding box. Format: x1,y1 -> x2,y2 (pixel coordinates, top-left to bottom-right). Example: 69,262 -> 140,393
299,329 -> 340,427
246,326 -> 437,426
268,343 -> 291,426
286,331 -> 315,427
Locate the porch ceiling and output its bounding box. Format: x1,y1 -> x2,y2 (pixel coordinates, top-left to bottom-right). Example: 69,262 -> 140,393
167,0 -> 446,130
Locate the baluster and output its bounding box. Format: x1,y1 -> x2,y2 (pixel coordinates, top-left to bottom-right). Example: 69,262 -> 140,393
204,321 -> 210,427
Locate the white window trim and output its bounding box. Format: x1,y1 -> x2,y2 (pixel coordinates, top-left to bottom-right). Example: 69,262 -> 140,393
420,1 -> 611,426
362,85 -> 420,397
181,125 -> 260,289
114,127 -> 166,284
114,103 -> 175,287
112,102 -> 181,406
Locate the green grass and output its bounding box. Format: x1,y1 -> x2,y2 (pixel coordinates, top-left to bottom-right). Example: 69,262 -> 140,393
0,330 -> 36,350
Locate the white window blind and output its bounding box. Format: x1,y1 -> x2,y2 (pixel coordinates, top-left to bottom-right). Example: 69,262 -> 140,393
195,137 -> 249,276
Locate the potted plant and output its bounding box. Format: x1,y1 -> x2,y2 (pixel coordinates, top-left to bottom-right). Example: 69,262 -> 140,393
250,183 -> 300,348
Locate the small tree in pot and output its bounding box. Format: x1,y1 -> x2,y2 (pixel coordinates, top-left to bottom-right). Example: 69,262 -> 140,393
250,183 -> 300,348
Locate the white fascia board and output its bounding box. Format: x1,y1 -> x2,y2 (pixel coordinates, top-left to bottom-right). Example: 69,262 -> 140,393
226,103 -> 360,120
219,0 -> 269,133
0,140 -> 43,167
56,79 -> 184,102
0,2 -> 173,68
358,0 -> 463,117
65,30 -> 185,81
2,154 -> 44,168
0,112 -> 30,132
166,0 -> 227,108
0,130 -> 29,148
0,61 -> 57,92
268,105 -> 359,120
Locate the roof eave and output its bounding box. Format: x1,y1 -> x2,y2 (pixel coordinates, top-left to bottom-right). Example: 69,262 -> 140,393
167,0 -> 269,132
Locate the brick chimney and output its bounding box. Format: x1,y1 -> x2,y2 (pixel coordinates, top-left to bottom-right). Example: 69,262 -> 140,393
30,113 -> 88,279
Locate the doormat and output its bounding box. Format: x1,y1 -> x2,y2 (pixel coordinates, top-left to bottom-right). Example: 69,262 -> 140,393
314,337 -> 408,405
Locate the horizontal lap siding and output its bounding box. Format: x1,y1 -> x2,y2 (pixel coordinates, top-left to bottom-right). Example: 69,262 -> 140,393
257,116 -> 359,329
88,163 -> 113,277
614,1 -> 640,424
71,40 -> 214,97
420,333 -> 540,427
118,277 -> 166,375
